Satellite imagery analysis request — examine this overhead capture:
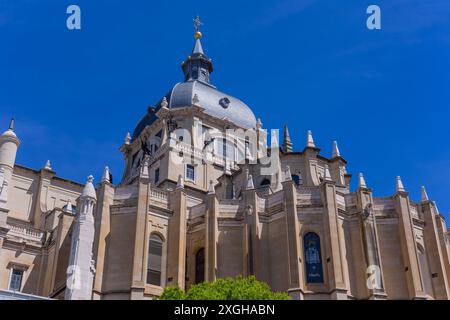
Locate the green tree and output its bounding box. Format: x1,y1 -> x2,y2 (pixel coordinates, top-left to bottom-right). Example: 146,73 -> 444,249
159,276 -> 291,300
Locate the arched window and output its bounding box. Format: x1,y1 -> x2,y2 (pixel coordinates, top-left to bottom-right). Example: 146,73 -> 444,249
260,179 -> 271,187
417,243 -> 433,296
147,233 -> 164,286
304,232 -> 324,283
195,248 -> 205,284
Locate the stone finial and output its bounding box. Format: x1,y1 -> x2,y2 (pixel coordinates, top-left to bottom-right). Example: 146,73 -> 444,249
192,94 -> 200,105
44,160 -> 52,171
358,172 -> 367,188
284,166 -> 292,182
256,118 -> 263,130
102,166 -> 111,183
324,164 -> 333,182
246,174 -> 255,190
282,124 -> 293,153
160,96 -> 168,108
396,176 -> 406,193
332,141 -> 341,158
65,199 -> 73,214
81,175 -> 97,200
208,180 -> 215,194
176,174 -> 184,189
421,186 -> 429,202
1,118 -> 18,139
306,130 -> 315,148
124,132 -> 131,145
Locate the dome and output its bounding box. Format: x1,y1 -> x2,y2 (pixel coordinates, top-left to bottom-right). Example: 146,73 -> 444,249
132,80 -> 257,140
131,30 -> 258,141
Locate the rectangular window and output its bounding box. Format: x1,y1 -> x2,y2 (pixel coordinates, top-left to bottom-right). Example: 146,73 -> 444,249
186,164 -> 195,181
9,269 -> 23,291
154,168 -> 160,184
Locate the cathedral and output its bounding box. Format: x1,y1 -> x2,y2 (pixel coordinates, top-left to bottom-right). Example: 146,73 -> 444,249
0,21 -> 449,300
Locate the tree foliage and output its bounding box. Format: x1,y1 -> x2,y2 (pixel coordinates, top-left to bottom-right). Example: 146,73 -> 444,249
159,276 -> 292,300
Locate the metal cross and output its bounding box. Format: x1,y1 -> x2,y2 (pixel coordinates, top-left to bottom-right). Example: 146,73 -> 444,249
193,15 -> 203,32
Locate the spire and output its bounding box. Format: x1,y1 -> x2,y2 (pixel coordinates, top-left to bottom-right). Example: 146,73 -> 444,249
8,118 -> 14,131
396,176 -> 406,193
421,186 -> 429,202
102,166 -> 111,183
332,141 -> 341,158
81,175 -> 97,200
358,172 -> 367,188
124,132 -> 131,145
282,124 -> 293,153
44,160 -> 52,171
306,130 -> 315,148
2,118 -> 18,139
181,16 -> 213,84
193,38 -> 204,55
256,118 -> 263,130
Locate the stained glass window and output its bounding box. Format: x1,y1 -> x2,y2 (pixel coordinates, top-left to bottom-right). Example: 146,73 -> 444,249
304,232 -> 324,283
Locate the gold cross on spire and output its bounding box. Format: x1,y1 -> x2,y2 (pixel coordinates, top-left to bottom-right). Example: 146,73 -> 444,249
193,15 -> 203,39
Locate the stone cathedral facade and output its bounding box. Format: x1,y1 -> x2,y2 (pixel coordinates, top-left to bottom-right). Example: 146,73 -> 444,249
0,24 -> 449,300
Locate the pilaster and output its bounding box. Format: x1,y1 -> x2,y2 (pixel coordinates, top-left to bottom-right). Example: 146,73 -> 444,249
92,181 -> 114,300
205,191 -> 218,282
421,201 -> 450,299
394,190 -> 426,299
130,174 -> 151,299
282,179 -> 304,299
356,186 -> 387,299
321,179 -> 347,298
166,186 -> 187,288
242,188 -> 261,279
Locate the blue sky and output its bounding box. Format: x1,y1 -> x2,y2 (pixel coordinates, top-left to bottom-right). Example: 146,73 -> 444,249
0,0 -> 449,219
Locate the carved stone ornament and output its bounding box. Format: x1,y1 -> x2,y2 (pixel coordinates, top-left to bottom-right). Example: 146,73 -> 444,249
362,203 -> 373,220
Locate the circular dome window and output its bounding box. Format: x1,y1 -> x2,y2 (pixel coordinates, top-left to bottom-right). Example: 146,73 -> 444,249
219,97 -> 231,109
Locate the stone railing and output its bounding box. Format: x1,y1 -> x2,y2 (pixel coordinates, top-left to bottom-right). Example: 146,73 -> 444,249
7,222 -> 45,245
149,187 -> 169,209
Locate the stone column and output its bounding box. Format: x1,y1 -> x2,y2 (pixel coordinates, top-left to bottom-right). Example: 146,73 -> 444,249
65,175 -> 97,300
